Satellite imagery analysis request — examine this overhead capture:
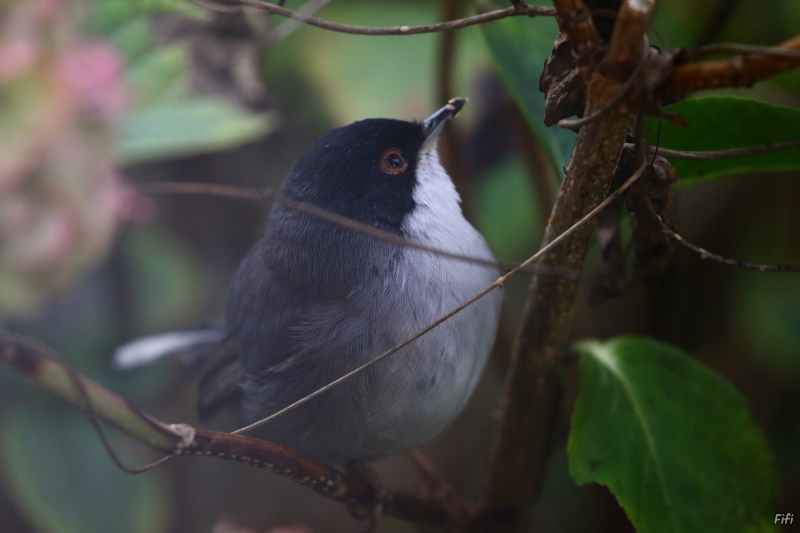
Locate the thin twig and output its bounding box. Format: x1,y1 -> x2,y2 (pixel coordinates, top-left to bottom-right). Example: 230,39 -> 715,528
689,42 -> 800,60
209,0 -> 558,36
624,138 -> 800,160
138,181 -> 607,279
644,196 -> 800,272
232,162 -> 649,435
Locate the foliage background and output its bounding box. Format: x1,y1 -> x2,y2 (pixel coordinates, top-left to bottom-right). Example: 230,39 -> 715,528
1,0 -> 799,532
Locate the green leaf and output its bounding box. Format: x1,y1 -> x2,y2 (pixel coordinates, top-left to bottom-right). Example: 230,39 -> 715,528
569,336 -> 777,533
481,11 -> 575,177
473,155 -> 543,261
118,97 -> 277,165
0,404 -> 170,533
646,97 -> 800,186
125,43 -> 191,107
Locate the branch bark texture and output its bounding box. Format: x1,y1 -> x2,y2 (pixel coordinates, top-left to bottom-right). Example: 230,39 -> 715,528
480,1 -> 653,531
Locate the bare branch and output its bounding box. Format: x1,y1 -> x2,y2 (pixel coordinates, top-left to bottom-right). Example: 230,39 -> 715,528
483,1 -> 655,529
552,0 -> 602,71
644,196 -> 800,272
558,57 -> 642,129
689,42 -> 800,60
211,0 -> 557,36
0,332 -> 184,452
0,333 -> 450,528
662,34 -> 800,96
626,138 -> 800,160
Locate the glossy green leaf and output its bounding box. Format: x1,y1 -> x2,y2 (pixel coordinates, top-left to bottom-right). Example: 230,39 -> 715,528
646,97 -> 800,186
569,336 -> 777,533
0,404 -> 170,533
481,9 -> 575,177
118,97 -> 277,164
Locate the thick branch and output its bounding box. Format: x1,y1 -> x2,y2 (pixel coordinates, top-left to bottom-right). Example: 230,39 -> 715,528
481,1 -> 652,531
663,34 -> 800,96
552,0 -> 601,69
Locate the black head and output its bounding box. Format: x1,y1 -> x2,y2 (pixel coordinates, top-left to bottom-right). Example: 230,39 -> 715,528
279,98 -> 466,233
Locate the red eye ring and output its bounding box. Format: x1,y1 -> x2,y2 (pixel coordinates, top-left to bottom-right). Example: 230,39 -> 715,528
379,148 -> 408,175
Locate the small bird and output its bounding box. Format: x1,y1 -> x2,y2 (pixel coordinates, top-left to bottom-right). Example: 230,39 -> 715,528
116,98 -> 503,465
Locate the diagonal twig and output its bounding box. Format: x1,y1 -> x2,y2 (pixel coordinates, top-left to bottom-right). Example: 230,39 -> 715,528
643,196 -> 800,272
232,161 -> 649,434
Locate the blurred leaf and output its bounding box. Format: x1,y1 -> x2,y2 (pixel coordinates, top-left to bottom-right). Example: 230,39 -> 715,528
481,13 -> 576,177
569,336 -> 777,533
0,404 -> 170,533
298,2 -> 439,124
646,97 -> 800,186
108,17 -> 158,64
88,0 -> 202,34
297,0 -> 489,126
473,155 -> 542,260
124,227 -> 209,333
126,42 -> 190,106
118,97 -> 277,164
736,273 -> 800,372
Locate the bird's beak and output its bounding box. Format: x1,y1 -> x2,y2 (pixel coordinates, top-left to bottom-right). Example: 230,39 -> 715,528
420,97 -> 467,154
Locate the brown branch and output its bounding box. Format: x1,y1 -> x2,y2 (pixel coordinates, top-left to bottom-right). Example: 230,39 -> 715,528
224,0 -> 556,35
481,1 -> 653,531
551,0 -> 602,71
662,34 -> 800,96
644,196 -> 800,272
0,333 -> 184,452
689,42 -> 800,60
0,332 -> 450,528
625,137 -> 800,160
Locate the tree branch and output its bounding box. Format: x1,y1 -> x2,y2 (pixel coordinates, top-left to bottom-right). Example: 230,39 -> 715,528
481,1 -> 653,531
625,137 -> 800,160
0,333 -> 450,528
223,0 -> 556,35
662,34 -> 800,96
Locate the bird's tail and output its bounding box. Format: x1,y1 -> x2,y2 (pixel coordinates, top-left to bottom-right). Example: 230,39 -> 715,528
113,328 -> 226,370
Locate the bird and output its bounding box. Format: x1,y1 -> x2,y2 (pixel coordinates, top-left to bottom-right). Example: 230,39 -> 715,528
115,98 -> 503,465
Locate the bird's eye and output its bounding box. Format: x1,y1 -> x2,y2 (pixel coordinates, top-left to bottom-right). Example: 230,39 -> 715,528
379,148 -> 408,175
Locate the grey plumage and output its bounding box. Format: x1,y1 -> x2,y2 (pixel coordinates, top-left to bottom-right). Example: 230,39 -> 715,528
117,100 -> 503,465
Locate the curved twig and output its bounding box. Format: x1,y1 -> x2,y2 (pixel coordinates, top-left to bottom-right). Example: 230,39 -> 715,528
0,333 -> 450,528
644,196 -> 800,272
206,0 -> 557,36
